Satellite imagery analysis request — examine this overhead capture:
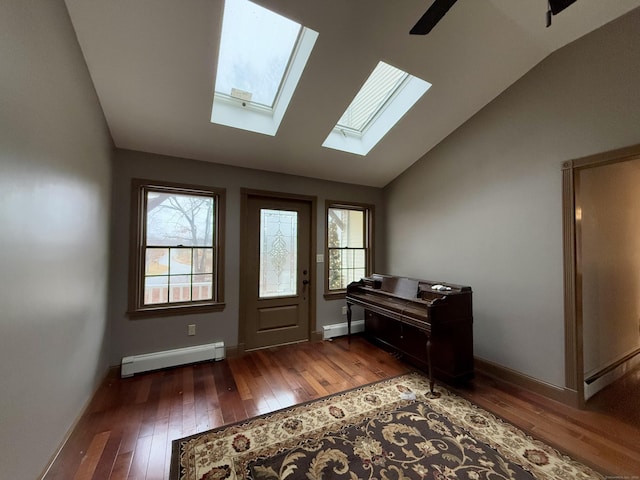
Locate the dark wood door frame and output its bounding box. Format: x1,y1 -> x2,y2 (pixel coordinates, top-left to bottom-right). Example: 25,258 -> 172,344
238,189 -> 317,354
562,144 -> 640,407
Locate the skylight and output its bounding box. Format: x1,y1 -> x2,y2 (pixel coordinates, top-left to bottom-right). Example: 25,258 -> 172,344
323,61 -> 431,156
211,0 -> 318,136
215,0 -> 300,107
336,63 -> 409,133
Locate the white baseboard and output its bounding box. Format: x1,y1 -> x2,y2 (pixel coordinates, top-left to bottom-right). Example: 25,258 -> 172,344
323,320 -> 364,340
584,349 -> 640,400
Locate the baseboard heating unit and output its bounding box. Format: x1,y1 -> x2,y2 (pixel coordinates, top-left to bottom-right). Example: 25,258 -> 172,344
121,342 -> 225,378
323,320 -> 364,340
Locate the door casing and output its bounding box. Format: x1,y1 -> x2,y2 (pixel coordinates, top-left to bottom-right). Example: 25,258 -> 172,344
562,144 -> 640,407
238,189 -> 317,353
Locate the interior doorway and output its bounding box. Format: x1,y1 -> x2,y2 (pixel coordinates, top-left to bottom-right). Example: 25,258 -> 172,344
563,144 -> 640,408
239,190 -> 316,352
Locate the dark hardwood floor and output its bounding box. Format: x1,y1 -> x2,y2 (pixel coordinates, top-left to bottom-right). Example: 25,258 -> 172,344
43,336 -> 640,479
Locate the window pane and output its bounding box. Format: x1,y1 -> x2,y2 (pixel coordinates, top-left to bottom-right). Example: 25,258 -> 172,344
215,0 -> 301,107
169,248 -> 192,275
144,276 -> 168,305
143,248 -> 215,305
352,248 -> 365,268
192,248 -> 213,274
169,275 -> 191,303
192,274 -> 213,301
145,248 -> 169,275
328,208 -> 364,248
328,249 -> 342,290
146,191 -> 214,246
328,247 -> 367,290
351,268 -> 366,284
260,209 -> 297,298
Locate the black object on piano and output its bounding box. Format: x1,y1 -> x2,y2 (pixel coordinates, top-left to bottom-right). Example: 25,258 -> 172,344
346,274 -> 473,396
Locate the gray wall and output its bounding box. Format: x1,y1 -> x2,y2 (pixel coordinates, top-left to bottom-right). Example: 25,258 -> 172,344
0,1 -> 113,479
109,149 -> 383,364
384,8 -> 640,388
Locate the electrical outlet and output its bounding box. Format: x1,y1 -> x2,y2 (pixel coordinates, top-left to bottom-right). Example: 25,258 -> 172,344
188,324 -> 196,336
341,306 -> 348,315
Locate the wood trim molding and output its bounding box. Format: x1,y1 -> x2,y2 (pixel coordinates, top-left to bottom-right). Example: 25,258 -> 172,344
562,162 -> 579,394
475,357 -> 578,407
567,144 -> 640,170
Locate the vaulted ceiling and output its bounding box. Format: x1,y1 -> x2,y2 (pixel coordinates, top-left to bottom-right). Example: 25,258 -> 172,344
64,0 -> 640,187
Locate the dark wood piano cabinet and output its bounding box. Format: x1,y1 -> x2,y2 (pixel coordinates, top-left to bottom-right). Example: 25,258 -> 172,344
346,274 -> 473,393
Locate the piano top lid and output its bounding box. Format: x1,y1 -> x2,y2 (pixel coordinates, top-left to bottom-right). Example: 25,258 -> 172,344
363,274 -> 471,297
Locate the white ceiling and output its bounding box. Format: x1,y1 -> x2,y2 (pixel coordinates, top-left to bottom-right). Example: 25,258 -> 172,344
65,0 -> 640,187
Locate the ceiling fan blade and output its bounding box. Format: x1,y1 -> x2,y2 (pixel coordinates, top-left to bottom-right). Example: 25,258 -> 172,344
549,0 -> 577,15
410,0 -> 459,35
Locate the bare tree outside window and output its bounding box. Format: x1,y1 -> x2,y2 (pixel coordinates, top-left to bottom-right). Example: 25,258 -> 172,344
128,180 -> 225,316
144,190 -> 216,305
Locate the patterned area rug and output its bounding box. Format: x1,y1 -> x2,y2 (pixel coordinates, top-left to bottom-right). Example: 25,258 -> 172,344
170,372 -> 603,479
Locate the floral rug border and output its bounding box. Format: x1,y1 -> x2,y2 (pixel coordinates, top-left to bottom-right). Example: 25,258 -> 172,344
170,372 -> 603,480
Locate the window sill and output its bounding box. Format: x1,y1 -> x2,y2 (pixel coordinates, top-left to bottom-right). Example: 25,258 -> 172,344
127,302 -> 226,319
323,291 -> 346,301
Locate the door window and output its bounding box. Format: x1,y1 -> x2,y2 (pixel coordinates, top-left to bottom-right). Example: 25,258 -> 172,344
259,208 -> 298,298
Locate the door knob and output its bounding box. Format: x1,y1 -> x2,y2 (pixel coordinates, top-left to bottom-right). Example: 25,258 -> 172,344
302,279 -> 310,285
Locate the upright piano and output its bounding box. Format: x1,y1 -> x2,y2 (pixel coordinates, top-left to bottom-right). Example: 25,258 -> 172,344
346,274 -> 473,394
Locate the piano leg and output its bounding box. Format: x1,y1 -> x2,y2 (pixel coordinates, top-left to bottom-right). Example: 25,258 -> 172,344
426,337 -> 440,398
346,302 -> 352,344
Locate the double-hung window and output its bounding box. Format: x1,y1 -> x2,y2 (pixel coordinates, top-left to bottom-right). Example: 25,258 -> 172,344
128,179 -> 225,316
325,201 -> 374,296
